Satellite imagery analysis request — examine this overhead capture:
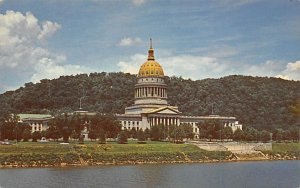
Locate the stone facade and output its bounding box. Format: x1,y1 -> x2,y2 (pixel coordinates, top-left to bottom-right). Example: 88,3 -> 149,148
17,114 -> 54,133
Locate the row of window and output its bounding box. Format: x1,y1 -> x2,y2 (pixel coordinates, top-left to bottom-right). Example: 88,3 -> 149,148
33,125 -> 42,131
122,121 -> 140,126
123,126 -> 140,131
140,70 -> 162,75
140,78 -> 163,82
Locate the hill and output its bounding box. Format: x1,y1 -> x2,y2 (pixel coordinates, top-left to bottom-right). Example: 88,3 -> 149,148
0,72 -> 299,130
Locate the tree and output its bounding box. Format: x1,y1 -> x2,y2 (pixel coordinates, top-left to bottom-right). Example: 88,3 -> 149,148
118,130 -> 128,144
150,125 -> 162,141
0,114 -> 19,140
88,130 -> 97,141
233,128 -> 244,141
273,128 -> 284,142
170,125 -> 186,142
197,119 -> 222,141
22,129 -> 31,142
182,123 -> 194,140
129,127 -> 137,139
260,130 -> 271,142
144,128 -> 150,140
137,129 -> 146,141
90,114 -> 121,140
287,126 -> 300,142
223,127 -> 233,140
70,130 -> 80,140
244,127 -> 258,141
32,131 -> 42,142
98,129 -> 106,143
60,114 -> 73,143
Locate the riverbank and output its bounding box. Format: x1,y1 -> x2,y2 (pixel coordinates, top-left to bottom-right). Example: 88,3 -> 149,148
0,142 -> 299,168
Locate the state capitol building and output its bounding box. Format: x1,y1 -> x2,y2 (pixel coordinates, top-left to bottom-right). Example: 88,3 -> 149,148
116,40 -> 242,139
17,40 -> 242,140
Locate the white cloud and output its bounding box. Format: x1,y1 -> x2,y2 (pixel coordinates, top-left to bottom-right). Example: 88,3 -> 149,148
118,37 -> 142,46
117,54 -> 145,74
0,11 -> 61,68
277,60 -> 300,80
30,57 -> 93,83
0,10 -> 93,89
38,21 -> 61,40
117,51 -> 300,81
132,0 -> 146,6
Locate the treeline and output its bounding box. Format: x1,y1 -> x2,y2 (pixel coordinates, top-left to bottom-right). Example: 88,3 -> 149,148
0,113 -> 194,143
197,119 -> 299,142
1,113 -> 299,143
0,72 -> 299,130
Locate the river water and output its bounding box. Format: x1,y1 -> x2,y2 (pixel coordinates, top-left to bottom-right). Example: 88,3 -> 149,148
0,161 -> 299,188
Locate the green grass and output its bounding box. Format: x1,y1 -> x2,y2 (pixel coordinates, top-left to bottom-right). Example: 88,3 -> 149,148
0,141 -> 201,155
272,143 -> 300,152
1,142 -> 233,166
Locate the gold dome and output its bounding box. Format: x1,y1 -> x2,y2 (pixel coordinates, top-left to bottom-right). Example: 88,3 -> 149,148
138,60 -> 164,77
138,39 -> 164,77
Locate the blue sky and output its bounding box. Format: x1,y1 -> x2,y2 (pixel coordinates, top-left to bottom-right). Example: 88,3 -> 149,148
0,0 -> 299,94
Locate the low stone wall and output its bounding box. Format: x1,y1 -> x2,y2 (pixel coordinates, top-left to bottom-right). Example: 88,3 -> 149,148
189,141 -> 272,153
221,142 -> 272,152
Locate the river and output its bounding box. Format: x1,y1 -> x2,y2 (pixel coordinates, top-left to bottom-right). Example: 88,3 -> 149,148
0,161 -> 299,188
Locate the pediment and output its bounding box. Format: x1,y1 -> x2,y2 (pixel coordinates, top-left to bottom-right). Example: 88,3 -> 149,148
146,106 -> 181,115
156,109 -> 178,114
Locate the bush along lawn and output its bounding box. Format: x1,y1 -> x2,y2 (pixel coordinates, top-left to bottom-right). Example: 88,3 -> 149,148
0,142 -> 235,167
261,143 -> 300,160
1,142 -> 299,168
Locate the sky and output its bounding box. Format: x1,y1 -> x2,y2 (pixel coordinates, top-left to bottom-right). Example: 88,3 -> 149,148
0,0 -> 299,94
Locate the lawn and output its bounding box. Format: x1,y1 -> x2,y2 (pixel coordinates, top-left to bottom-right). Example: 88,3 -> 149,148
272,143 -> 300,152
0,141 -> 201,155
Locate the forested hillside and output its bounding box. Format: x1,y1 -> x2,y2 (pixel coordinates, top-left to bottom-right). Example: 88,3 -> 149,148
0,72 -> 299,130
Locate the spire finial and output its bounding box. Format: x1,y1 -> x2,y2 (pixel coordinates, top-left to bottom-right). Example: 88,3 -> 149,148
147,38 -> 155,60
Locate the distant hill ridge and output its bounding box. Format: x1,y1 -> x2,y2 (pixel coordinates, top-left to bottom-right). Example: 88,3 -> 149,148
0,72 -> 299,130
